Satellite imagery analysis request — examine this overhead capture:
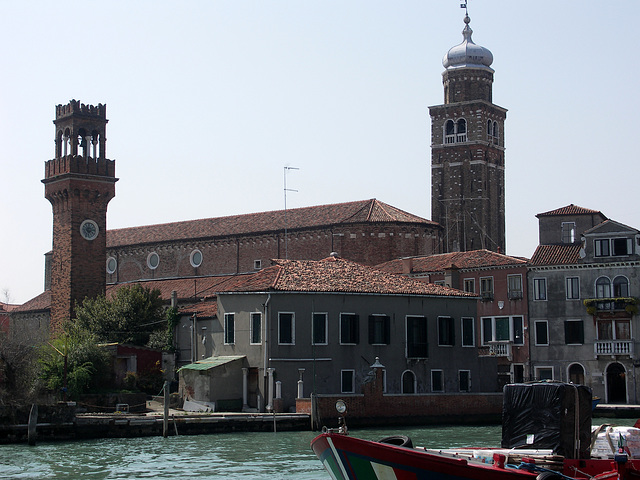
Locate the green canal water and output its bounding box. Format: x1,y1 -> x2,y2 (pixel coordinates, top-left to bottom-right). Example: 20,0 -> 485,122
2,418 -> 636,479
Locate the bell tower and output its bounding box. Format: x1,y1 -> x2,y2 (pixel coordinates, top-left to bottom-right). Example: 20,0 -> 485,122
430,12 -> 507,253
42,99 -> 117,332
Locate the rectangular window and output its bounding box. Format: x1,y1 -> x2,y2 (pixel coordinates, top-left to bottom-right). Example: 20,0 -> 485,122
463,278 -> 475,293
253,259 -> 262,270
595,239 -> 610,257
438,316 -> 455,346
340,313 -> 359,345
278,312 -> 295,345
461,317 -> 475,347
598,319 -> 631,340
481,317 -> 492,345
224,313 -> 235,344
561,222 -> 576,243
368,315 -> 390,345
250,312 -> 262,344
533,278 -> 547,300
566,277 -> 580,300
507,275 -> 523,299
513,316 -> 524,345
341,370 -> 355,393
459,370 -> 471,392
564,320 -> 584,345
535,320 -> 549,346
431,370 -> 444,392
406,315 -> 428,358
312,312 -> 328,345
612,238 -> 633,256
495,317 -> 510,341
535,367 -> 554,381
480,277 -> 494,300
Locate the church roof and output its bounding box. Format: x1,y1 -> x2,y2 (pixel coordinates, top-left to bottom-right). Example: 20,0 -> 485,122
536,204 -> 605,218
216,256 -> 475,297
529,244 -> 583,266
376,249 -> 528,274
107,199 -> 436,248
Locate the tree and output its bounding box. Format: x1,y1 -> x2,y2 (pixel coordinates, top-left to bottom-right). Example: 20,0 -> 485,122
39,324 -> 111,399
0,332 -> 39,406
75,285 -> 165,346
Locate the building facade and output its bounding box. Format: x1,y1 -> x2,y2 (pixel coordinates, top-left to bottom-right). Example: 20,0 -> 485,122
176,257 -> 498,412
528,205 -> 640,403
430,14 -> 507,253
377,249 -> 530,388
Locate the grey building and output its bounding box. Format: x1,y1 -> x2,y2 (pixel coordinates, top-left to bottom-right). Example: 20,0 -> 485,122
178,256 -> 498,412
528,205 -> 640,403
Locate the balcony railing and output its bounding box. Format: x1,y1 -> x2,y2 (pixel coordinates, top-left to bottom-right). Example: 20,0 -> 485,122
584,297 -> 639,315
479,341 -> 512,360
508,290 -> 523,300
594,340 -> 634,357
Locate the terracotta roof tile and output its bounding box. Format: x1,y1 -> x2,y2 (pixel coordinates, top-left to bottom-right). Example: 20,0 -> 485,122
106,275 -> 240,301
11,291 -> 51,313
376,249 -> 528,274
217,257 -> 475,297
529,244 -> 582,266
107,199 -> 436,247
536,204 -> 605,218
178,299 -> 218,318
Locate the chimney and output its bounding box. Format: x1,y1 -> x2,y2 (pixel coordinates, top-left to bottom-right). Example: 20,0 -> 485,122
402,258 -> 413,275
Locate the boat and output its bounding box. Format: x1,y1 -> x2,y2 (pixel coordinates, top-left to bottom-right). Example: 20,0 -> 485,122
311,383 -> 640,480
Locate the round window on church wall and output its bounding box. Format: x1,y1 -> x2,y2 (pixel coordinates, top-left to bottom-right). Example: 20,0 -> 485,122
147,252 -> 160,270
190,249 -> 203,268
106,257 -> 117,274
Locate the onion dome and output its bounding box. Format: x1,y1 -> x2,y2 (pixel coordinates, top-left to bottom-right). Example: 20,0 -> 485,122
443,15 -> 493,71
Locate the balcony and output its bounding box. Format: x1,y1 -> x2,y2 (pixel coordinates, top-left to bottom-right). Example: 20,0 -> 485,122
508,290 -> 523,301
584,297 -> 639,316
594,340 -> 634,358
479,341 -> 512,360
481,292 -> 494,302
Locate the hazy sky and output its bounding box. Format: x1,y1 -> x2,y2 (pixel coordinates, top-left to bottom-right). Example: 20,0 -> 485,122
1,1 -> 638,305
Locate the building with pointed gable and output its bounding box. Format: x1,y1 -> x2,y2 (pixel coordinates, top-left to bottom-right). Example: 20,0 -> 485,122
528,205 -> 640,403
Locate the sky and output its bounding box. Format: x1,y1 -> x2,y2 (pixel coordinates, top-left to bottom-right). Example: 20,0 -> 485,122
1,1 -> 638,305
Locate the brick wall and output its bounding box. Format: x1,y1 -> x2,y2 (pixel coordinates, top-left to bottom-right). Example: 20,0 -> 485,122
297,368 -> 502,429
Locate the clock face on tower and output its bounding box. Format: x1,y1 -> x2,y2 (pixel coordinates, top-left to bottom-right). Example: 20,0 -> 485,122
80,219 -> 99,241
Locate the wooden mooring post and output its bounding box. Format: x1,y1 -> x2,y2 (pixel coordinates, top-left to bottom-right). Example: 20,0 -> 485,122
163,381 -> 169,438
28,404 -> 38,446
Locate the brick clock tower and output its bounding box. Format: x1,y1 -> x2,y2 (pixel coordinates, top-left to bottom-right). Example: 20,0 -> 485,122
43,100 -> 117,332
430,13 -> 507,253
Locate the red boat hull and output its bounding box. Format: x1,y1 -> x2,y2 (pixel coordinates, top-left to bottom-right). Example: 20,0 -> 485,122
311,433 -> 640,480
311,433 -> 539,480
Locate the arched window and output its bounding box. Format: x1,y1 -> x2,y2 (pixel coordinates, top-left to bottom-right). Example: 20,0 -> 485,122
401,370 -> 416,394
613,276 -> 629,297
568,363 -> 585,385
596,277 -> 611,298
456,119 -> 467,142
444,120 -> 455,144
487,119 -> 492,136
492,121 -> 498,141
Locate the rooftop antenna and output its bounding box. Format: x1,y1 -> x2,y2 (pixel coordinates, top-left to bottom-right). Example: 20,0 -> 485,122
284,166 -> 299,259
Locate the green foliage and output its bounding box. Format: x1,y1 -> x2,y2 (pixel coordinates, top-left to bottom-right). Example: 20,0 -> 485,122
38,324 -> 111,399
0,332 -> 40,406
75,285 -> 165,346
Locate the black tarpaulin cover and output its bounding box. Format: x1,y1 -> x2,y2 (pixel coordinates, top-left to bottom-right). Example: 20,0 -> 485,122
501,382 -> 592,459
